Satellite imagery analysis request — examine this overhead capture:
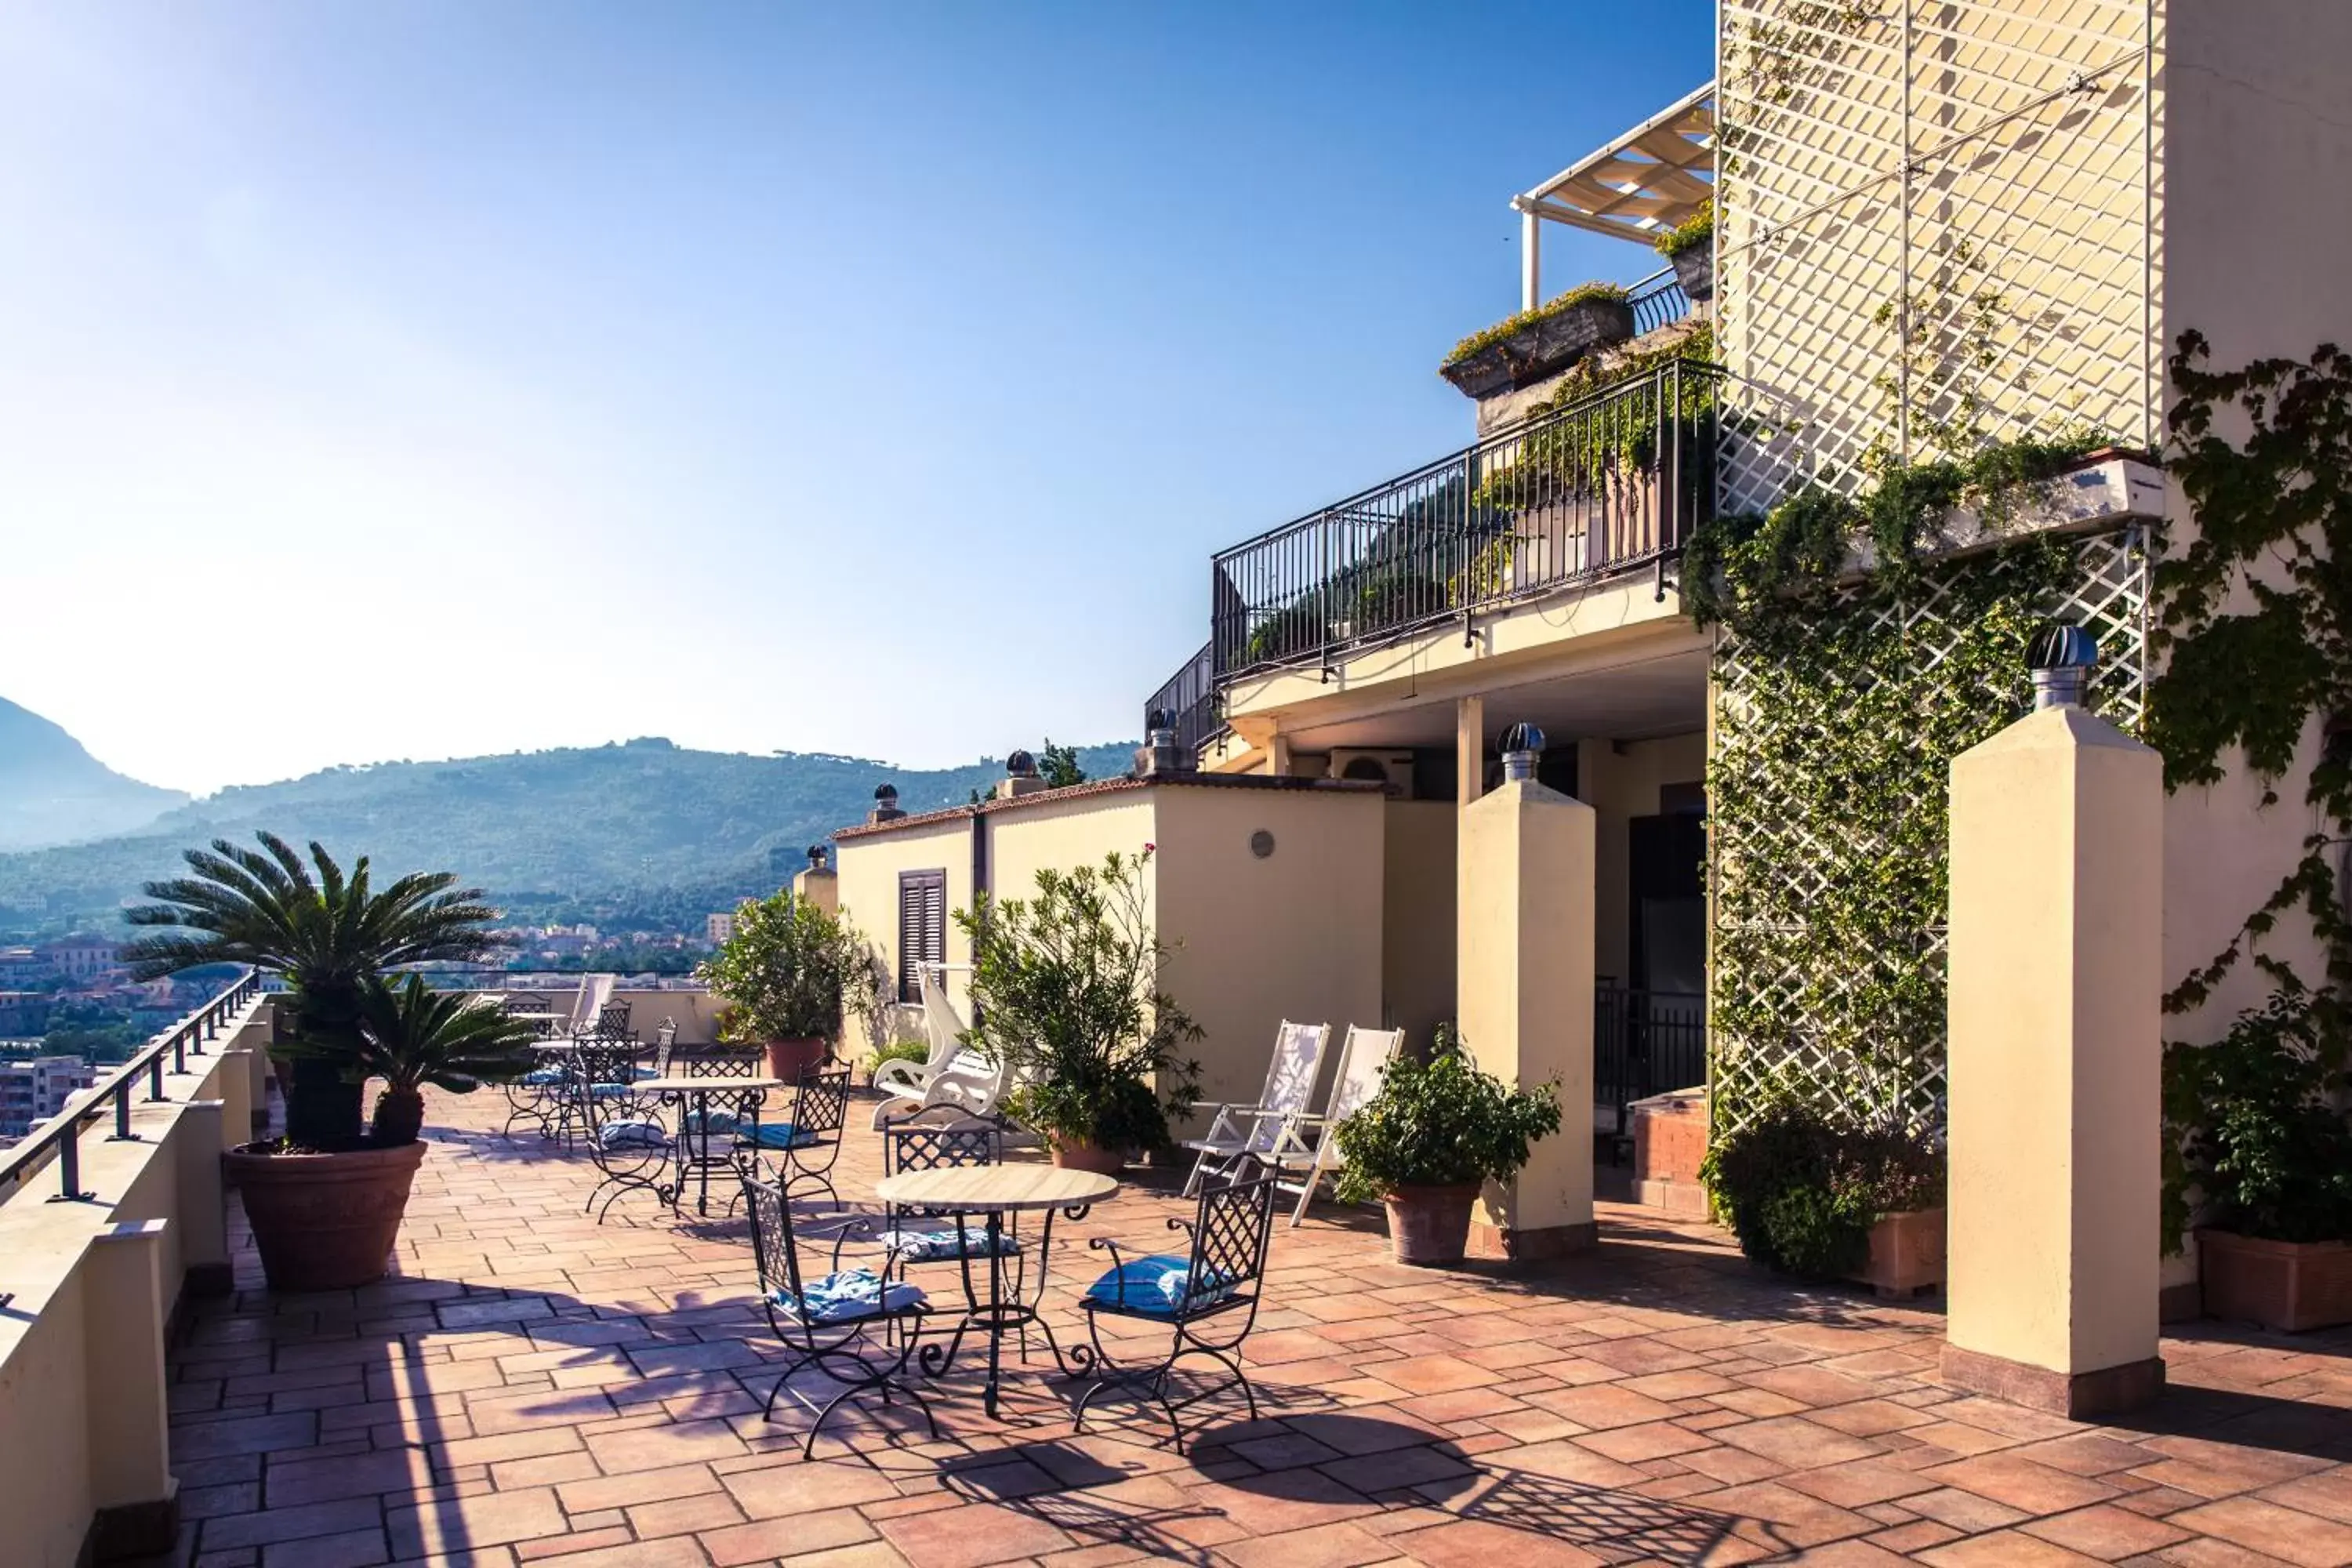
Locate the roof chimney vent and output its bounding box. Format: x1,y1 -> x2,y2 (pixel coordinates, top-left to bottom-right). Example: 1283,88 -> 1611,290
869,783 -> 906,824
2027,623 -> 2098,710
1500,722 -> 1546,783
1134,709 -> 1189,779
805,844 -> 829,871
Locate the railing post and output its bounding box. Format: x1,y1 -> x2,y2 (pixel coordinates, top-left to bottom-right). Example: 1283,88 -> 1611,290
114,1082 -> 136,1142
148,1058 -> 165,1102
55,1124 -> 85,1200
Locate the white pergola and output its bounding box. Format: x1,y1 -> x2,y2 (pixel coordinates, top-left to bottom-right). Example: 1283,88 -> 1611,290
1511,82 -> 1716,309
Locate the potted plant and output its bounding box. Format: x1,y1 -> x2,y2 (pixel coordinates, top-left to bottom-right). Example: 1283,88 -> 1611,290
694,891 -> 875,1082
243,974 -> 539,1290
1332,1027 -> 1563,1265
1655,199 -> 1715,302
122,832 -> 510,1291
2167,993 -> 2352,1332
959,848 -> 1202,1172
1439,282 -> 1635,399
1700,1099 -> 1947,1295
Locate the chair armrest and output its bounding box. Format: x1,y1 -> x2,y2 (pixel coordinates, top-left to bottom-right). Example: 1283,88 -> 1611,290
1085,1236 -> 1131,1305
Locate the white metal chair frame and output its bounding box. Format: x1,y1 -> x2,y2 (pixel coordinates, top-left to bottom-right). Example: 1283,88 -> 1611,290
870,963 -> 1012,1130
1270,1025 -> 1404,1225
1180,1020 -> 1331,1197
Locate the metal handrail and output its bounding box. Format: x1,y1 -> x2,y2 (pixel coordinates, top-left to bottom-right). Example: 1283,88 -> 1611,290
1211,358 -> 1722,684
1143,641 -> 1225,758
0,967 -> 262,1205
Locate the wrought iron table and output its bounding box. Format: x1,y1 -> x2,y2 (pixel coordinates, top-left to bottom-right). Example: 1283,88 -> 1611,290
871,1163 -> 1119,1417
637,1075 -> 783,1216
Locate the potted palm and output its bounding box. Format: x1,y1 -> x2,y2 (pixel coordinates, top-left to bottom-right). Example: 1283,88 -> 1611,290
694,891 -> 874,1082
122,832 -> 512,1290
959,848 -> 1202,1172
245,974 -> 540,1290
1333,1027 -> 1562,1265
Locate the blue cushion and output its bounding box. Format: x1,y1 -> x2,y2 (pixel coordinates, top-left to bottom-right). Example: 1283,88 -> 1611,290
742,1121 -> 817,1150
589,1082 -> 635,1099
682,1109 -> 742,1136
597,1120 -> 668,1151
521,1067 -> 564,1086
1083,1254 -> 1234,1318
770,1267 -> 926,1324
880,1224 -> 1021,1261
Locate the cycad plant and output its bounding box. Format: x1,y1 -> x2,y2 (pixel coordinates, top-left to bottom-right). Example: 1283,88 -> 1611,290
122,832 -> 506,1145
339,974 -> 542,1145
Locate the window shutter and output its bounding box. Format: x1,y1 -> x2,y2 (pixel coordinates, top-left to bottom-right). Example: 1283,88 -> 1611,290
897,869 -> 947,1004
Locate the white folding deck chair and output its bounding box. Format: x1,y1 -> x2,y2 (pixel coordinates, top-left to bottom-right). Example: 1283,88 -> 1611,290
1179,1020 -> 1331,1197
1272,1025 -> 1404,1225
871,964 -> 1011,1128
563,973 -> 617,1039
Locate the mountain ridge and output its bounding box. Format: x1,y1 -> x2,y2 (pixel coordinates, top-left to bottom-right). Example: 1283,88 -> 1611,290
0,696 -> 188,852
0,733 -> 1138,937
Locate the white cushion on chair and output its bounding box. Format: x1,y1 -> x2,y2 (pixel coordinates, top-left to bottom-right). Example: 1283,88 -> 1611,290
597,1120 -> 667,1151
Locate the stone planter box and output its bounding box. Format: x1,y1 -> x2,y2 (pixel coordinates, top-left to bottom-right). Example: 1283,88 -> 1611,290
1667,245 -> 1714,303
2199,1229 -> 2352,1333
1850,1207 -> 1945,1298
1439,296 -> 1635,400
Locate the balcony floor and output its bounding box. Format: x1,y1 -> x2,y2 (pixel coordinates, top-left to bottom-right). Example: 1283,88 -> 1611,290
149,1089 -> 2352,1568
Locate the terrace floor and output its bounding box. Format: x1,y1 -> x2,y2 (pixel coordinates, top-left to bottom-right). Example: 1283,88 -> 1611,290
149,1089 -> 2352,1568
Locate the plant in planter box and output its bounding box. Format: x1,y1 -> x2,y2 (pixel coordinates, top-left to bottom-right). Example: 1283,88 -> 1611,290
1331,1026 -> 1562,1265
2165,990 -> 2352,1330
1439,281 -> 1635,398
1701,1100 -> 1945,1290
694,891 -> 880,1082
957,848 -> 1202,1171
121,832 -> 509,1290
1654,198 -> 1715,301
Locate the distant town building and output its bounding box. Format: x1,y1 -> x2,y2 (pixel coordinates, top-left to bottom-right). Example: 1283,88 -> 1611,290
0,1055 -> 97,1138
705,912 -> 736,945
0,993 -> 53,1037
38,935 -> 121,984
0,946 -> 45,986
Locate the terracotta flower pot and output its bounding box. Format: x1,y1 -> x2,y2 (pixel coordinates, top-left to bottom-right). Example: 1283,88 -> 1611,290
1381,1183 -> 1481,1267
2199,1229 -> 2352,1333
764,1038 -> 830,1083
1849,1207 -> 1946,1298
225,1140 -> 428,1292
1049,1137 -> 1127,1176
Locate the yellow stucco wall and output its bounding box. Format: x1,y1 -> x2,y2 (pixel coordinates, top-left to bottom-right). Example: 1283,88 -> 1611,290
984,794 -> 1160,920
833,816 -> 975,1014
1152,786 -> 1387,1114
1381,800 -> 1456,1051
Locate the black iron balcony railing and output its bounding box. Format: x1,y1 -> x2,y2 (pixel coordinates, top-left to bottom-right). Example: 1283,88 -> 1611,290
1595,985 -> 1707,1137
0,967 -> 261,1206
1211,359 -> 1720,684
1144,641 -> 1225,758
1627,265 -> 1693,336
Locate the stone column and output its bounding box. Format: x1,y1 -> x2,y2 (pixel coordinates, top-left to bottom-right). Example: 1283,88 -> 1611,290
82,1218 -> 177,1561
1943,702 -> 2164,1417
1457,726 -> 1595,1260
174,1101 -> 233,1298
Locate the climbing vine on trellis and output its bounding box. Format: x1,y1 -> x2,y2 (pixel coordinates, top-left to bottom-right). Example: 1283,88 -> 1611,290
1693,441 -> 2150,1140
2151,333 -> 2352,1250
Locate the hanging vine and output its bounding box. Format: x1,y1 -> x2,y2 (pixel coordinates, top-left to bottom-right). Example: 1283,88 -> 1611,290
2150,332 -> 2352,1250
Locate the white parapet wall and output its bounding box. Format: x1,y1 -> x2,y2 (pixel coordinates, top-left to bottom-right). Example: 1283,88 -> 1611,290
0,993 -> 271,1567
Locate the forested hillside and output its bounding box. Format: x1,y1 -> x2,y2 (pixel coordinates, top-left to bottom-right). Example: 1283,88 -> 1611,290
0,696 -> 187,851
0,737 -> 1134,937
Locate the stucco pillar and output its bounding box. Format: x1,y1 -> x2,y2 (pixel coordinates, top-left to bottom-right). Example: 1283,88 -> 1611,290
1455,697 -> 1485,808
174,1101 -> 233,1298
1943,703 -> 2164,1417
214,1048 -> 254,1153
793,866 -> 838,917
1457,738 -> 1595,1261
82,1218 -> 177,1561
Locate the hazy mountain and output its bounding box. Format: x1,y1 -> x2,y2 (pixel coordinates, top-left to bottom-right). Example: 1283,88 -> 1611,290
0,736 -> 1135,935
0,696 -> 188,851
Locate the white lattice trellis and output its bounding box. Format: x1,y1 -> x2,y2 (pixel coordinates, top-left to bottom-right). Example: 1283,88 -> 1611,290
1708,525 -> 2150,1139
1715,0 -> 2158,517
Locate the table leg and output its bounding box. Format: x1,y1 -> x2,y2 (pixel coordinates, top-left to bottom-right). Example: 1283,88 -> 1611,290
983,1209 -> 1006,1418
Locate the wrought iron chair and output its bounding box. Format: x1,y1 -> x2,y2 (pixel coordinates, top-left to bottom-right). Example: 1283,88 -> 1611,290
586,998 -> 634,1044
576,1038 -> 668,1221
877,1112 -> 1018,1279
741,1170 -> 936,1457
1071,1162 -> 1279,1451
735,1065 -> 851,1209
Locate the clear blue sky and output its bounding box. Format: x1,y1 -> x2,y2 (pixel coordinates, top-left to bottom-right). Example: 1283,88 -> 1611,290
2,2 -> 1713,794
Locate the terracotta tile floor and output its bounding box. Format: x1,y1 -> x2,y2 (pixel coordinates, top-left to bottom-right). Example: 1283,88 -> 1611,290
148,1089 -> 2352,1567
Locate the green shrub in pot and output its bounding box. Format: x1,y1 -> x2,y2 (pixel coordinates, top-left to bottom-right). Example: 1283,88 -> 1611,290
1700,1100 -> 1944,1279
